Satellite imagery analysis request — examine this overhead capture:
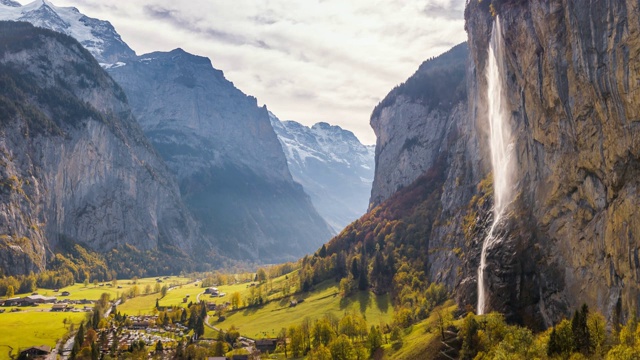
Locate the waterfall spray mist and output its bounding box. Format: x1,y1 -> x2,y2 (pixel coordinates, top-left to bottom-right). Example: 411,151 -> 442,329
477,17 -> 515,315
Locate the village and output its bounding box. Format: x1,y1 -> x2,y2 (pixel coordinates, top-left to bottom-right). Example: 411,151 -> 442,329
1,281 -> 282,360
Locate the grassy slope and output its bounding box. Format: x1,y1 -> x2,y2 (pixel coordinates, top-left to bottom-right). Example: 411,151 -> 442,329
216,280 -> 393,340
382,302 -> 457,360
117,273 -> 295,315
0,311 -> 86,360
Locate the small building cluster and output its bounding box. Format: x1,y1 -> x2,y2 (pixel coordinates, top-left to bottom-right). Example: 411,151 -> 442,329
1,292 -> 95,312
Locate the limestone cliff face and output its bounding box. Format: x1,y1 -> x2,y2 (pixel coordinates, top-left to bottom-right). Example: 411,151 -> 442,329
0,22 -> 204,275
464,0 -> 640,325
370,44 -> 472,208
367,43 -> 488,291
108,50 -> 333,262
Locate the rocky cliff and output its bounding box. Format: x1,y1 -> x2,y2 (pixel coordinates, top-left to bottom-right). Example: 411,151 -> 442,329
270,114 -> 375,232
462,0 -> 640,326
334,41 -> 487,297
0,22 -> 206,275
107,50 -> 333,262
370,43 -> 472,208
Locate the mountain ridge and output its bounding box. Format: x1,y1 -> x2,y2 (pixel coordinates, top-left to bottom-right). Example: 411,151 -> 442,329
270,113 -> 375,232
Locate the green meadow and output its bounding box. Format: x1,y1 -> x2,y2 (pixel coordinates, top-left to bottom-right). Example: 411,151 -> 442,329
216,280 -> 393,339
0,311 -> 86,360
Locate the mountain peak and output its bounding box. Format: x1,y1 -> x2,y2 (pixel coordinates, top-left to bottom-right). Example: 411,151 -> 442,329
0,0 -> 20,7
0,0 -> 136,63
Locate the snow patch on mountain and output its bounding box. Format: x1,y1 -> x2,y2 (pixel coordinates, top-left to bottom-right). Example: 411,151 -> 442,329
0,0 -> 135,63
270,112 -> 375,231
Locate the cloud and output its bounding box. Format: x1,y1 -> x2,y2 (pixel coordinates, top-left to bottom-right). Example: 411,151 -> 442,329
21,0 -> 468,144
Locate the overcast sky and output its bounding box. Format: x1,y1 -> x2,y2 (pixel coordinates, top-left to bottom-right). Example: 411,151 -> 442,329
21,0 -> 467,144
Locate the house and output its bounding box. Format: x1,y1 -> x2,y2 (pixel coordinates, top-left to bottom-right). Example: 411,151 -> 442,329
2,297 -> 21,306
130,321 -> 150,330
51,304 -> 71,312
61,291 -> 71,296
206,303 -> 217,311
255,339 -> 278,353
19,345 -> 51,359
22,295 -> 56,305
204,287 -> 219,295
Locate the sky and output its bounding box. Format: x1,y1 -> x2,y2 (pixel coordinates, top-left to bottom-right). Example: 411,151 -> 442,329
18,0 -> 467,144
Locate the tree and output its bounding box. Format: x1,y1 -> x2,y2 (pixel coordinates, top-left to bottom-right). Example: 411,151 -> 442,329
195,317 -> 205,339
308,344 -> 331,360
357,254 -> 368,291
459,313 -> 479,359
312,318 -> 336,347
155,340 -> 163,353
256,268 -> 268,283
91,341 -> 99,360
289,325 -> 304,357
588,311 -> 606,356
554,319 -> 575,358
5,285 -> 14,298
436,309 -> 453,341
329,334 -> 355,360
214,332 -> 225,356
350,258 -> 359,279
319,244 -> 327,258
278,327 -> 288,359
572,304 -> 591,355
160,284 -> 168,298
231,291 -> 241,309
368,325 -> 383,354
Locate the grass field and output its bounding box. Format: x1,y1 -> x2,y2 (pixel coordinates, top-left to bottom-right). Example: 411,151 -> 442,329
0,276 -> 192,359
117,280 -> 203,314
381,301 -> 458,360
117,273 -> 295,316
216,280 -> 393,339
0,311 -> 86,360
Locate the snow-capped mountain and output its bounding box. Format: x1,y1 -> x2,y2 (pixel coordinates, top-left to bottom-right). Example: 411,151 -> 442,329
270,113 -> 375,232
0,0 -> 135,63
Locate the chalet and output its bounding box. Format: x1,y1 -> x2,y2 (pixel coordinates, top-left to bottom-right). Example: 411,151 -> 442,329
19,345 -> 51,359
22,295 -> 56,305
51,304 -> 71,312
255,339 -> 278,353
2,297 -> 21,306
61,291 -> 71,296
206,302 -> 217,311
204,287 -> 219,295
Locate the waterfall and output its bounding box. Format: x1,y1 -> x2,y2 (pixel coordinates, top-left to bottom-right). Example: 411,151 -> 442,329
477,17 -> 515,315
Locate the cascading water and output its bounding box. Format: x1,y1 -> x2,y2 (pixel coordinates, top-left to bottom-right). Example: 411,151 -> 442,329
477,17 -> 515,315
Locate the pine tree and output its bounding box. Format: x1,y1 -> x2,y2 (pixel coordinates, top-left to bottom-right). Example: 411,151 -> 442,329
547,326 -> 558,356
572,304 -> 591,354
91,341 -> 99,360
180,308 -> 187,323
357,256 -> 368,291
196,317 -> 205,339
319,244 -> 327,258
